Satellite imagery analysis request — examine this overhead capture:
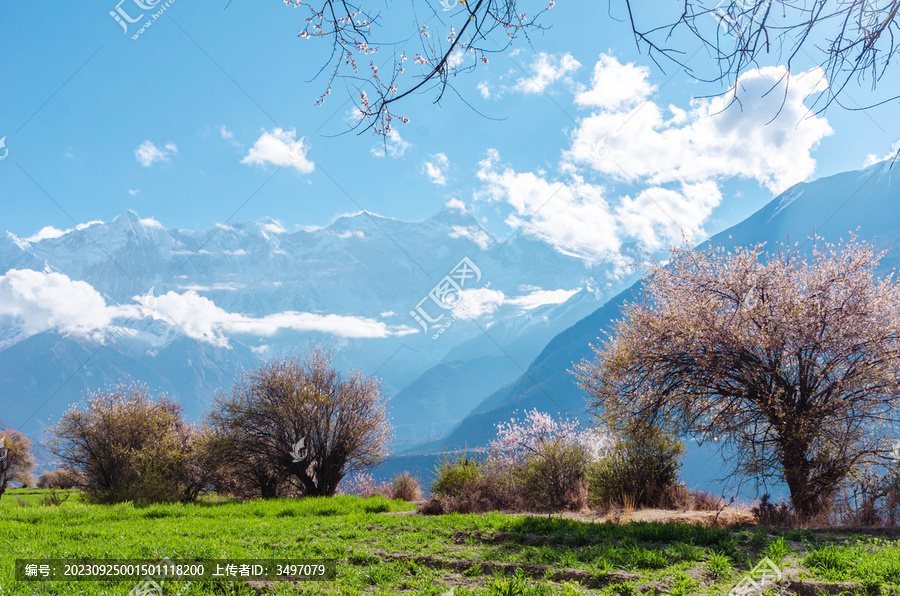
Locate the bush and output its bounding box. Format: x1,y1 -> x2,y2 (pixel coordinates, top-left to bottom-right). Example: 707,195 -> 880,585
47,383 -> 211,504
517,439 -> 589,511
588,419 -> 685,509
427,450 -> 524,514
431,450 -> 483,497
337,471 -> 392,498
391,471 -> 422,502
752,494 -> 799,527
37,468 -> 82,490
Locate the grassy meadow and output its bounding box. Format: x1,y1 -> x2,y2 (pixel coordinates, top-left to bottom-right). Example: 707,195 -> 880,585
3,489 -> 900,595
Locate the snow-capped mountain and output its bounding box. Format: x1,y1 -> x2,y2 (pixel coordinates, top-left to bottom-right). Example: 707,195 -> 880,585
0,205 -> 630,452
411,160 -> 900,496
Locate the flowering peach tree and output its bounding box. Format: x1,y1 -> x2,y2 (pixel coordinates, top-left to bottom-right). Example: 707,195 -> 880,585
576,233 -> 900,517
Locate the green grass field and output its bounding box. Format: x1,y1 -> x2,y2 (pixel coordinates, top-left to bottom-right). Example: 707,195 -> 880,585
3,489 -> 900,595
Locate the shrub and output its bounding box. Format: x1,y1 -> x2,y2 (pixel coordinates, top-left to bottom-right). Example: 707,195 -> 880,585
391,471 -> 422,502
337,471 -> 392,498
588,418 -> 685,509
37,468 -> 82,489
751,494 -> 799,527
431,450 -> 483,497
47,383 -> 210,504
516,439 -> 590,511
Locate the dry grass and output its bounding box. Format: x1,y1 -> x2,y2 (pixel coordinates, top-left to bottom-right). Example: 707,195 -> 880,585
530,505 -> 757,527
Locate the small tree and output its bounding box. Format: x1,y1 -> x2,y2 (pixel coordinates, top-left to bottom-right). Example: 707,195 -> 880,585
576,234 -> 900,518
48,383 -> 208,504
0,430 -> 35,497
208,346 -> 392,497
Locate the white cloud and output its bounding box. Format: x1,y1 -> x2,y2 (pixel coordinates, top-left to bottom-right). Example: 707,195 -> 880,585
566,61 -> 833,194
445,198 -> 468,211
260,221 -> 287,236
141,290 -> 416,347
25,226 -> 67,243
176,282 -> 246,291
474,59 -> 833,266
450,286 -> 581,319
477,159 -> 624,263
128,189 -> 140,197
135,141 -> 177,167
863,139 -> 900,167
333,230 -> 365,239
507,287 -> 581,310
449,225 -> 492,250
0,269 -> 123,340
371,129 -> 411,158
139,217 -> 164,229
477,81 -> 491,99
423,153 -> 450,185
24,220 -> 105,243
514,52 -> 581,94
452,288 -> 506,319
218,125 -> 237,143
241,128 -> 314,174
574,54 -> 656,110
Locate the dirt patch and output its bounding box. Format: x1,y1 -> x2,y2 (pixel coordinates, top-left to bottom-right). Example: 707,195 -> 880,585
367,549 -> 642,589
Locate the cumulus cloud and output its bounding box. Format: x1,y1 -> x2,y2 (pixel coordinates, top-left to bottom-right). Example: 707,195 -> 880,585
135,141 -> 178,167
423,153 -> 450,185
574,54 -> 656,110
241,128 -> 314,174
371,129 -> 411,158
566,62 -> 833,194
514,52 -> 581,94
139,217 -> 164,229
0,269 -> 123,340
474,56 -> 833,266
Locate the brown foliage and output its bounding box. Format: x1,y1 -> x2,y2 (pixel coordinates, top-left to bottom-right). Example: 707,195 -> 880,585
47,383 -> 210,504
206,346 -> 392,498
0,429 -> 35,498
36,468 -> 82,490
391,472 -> 422,502
577,234 -> 900,519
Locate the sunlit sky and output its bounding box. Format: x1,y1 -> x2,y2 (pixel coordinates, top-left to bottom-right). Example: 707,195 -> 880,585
2,0 -> 897,265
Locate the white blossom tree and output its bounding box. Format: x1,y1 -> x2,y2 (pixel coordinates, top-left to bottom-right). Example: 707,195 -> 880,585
575,233 -> 900,518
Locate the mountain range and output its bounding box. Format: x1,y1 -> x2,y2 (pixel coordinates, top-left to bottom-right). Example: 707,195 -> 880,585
2,159 -> 897,497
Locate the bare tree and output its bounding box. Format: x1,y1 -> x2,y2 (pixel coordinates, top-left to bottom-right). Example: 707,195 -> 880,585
620,0 -> 900,113
285,0 -> 553,137
290,0 -> 899,131
575,233 -> 900,518
0,429 -> 35,498
208,346 -> 392,497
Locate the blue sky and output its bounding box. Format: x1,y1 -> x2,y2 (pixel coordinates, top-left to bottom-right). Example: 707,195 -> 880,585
1,0 -> 897,263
